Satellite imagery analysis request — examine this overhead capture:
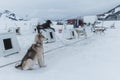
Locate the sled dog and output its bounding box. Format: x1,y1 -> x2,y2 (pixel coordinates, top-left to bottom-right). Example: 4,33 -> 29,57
15,33 -> 46,70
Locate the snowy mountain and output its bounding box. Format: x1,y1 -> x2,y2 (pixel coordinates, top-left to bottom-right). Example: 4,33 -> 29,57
97,5 -> 120,20
0,10 -> 24,21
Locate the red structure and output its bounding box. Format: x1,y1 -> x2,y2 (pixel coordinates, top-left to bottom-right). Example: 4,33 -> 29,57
66,19 -> 85,26
66,19 -> 75,24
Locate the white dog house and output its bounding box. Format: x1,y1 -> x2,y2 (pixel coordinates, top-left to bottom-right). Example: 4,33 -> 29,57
8,27 -> 21,35
42,29 -> 56,43
67,29 -> 76,39
0,32 -> 20,57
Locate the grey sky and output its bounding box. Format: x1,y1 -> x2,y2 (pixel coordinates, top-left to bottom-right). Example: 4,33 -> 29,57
0,0 -> 120,19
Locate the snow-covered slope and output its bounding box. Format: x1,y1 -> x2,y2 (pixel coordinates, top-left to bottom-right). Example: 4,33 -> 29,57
0,10 -> 24,21
97,5 -> 120,20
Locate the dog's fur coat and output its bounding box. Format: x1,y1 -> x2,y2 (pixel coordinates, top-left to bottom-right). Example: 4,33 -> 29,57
15,33 -> 46,70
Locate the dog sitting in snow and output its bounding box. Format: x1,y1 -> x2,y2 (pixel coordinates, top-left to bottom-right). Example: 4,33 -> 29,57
15,33 -> 46,70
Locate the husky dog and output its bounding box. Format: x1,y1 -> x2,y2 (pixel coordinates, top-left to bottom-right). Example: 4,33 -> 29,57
15,33 -> 46,70
36,20 -> 55,33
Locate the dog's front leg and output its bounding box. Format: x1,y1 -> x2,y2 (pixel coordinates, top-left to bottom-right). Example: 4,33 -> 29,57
37,53 -> 46,68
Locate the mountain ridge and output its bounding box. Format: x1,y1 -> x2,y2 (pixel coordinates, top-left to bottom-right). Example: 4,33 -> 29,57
97,5 -> 120,20
0,10 -> 24,21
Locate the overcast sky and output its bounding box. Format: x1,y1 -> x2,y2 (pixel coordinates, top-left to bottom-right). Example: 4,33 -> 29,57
0,0 -> 120,19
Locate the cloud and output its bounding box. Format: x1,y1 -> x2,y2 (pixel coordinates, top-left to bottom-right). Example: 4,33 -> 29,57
0,0 -> 119,19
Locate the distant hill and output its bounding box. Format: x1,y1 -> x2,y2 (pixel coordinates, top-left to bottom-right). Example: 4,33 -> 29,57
97,5 -> 120,20
0,10 -> 24,21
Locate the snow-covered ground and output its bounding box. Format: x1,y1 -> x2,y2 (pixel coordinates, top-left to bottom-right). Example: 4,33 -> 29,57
0,20 -> 120,80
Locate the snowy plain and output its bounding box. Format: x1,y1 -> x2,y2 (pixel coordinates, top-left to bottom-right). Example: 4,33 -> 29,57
0,20 -> 120,80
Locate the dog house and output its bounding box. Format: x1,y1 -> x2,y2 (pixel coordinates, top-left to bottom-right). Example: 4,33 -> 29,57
8,27 -> 21,35
42,29 -> 56,43
0,32 -> 20,57
67,29 -> 76,40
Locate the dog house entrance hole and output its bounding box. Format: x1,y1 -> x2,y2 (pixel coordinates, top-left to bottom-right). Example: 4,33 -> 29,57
3,38 -> 13,50
50,32 -> 53,39
72,31 -> 74,36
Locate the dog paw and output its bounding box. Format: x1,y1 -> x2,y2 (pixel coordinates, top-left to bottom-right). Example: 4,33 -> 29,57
40,65 -> 47,68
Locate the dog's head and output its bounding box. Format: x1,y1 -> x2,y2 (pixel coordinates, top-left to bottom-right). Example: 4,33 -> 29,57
34,33 -> 46,44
